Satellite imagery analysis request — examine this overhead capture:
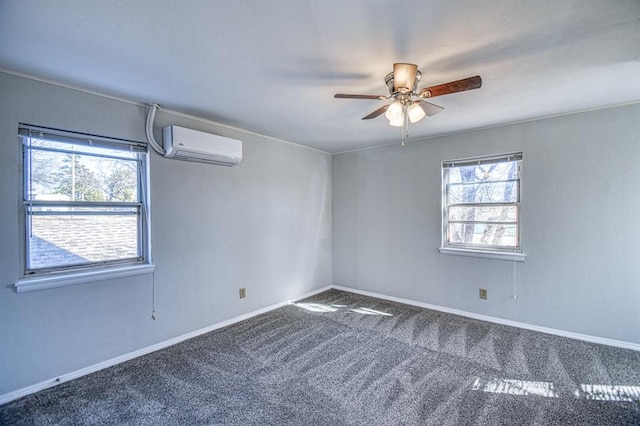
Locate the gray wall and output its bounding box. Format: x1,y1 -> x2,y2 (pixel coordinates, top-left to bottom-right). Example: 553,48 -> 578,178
333,103 -> 640,345
0,72 -> 332,395
2,69 -> 638,398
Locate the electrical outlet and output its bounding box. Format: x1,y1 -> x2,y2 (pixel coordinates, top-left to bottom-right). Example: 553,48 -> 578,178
239,288 -> 246,299
479,288 -> 487,300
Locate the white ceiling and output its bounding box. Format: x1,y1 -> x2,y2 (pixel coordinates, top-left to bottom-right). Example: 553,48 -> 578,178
1,1 -> 639,153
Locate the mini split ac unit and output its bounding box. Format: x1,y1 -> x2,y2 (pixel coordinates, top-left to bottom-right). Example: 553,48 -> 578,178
163,125 -> 242,166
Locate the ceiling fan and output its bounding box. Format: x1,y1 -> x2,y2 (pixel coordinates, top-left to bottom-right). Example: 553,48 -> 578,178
334,63 -> 481,135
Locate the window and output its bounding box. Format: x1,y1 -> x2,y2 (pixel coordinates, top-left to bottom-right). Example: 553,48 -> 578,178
441,152 -> 524,260
19,124 -> 150,280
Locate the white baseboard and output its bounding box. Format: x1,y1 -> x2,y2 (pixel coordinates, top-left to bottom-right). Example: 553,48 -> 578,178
0,285 -> 331,406
331,285 -> 640,352
4,283 -> 636,405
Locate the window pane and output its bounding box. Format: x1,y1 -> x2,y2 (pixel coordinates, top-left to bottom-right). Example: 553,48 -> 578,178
448,205 -> 518,222
27,213 -> 139,270
29,148 -> 138,202
447,161 -> 519,184
448,181 -> 518,204
448,223 -> 518,248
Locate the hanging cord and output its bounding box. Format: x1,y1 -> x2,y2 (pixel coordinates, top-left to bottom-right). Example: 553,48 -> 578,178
145,104 -> 165,155
138,153 -> 157,319
401,104 -> 409,146
511,257 -> 518,300
151,270 -> 157,320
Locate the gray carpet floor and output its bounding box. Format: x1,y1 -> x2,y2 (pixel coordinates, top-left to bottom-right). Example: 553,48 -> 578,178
2,289 -> 640,425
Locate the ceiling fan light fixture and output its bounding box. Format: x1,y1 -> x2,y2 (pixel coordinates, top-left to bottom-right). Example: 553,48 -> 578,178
407,102 -> 426,123
385,100 -> 403,120
393,63 -> 418,93
389,117 -> 404,127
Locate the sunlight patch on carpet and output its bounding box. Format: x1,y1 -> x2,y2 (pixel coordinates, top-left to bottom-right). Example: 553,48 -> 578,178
575,384 -> 640,402
472,377 -> 558,398
292,303 -> 393,316
349,307 -> 393,316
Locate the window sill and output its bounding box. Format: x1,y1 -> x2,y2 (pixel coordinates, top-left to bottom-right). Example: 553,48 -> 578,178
439,247 -> 526,262
14,264 -> 155,293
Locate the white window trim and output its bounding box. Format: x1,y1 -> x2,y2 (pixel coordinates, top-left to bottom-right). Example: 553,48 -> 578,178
14,263 -> 155,293
439,247 -> 526,262
440,152 -> 525,262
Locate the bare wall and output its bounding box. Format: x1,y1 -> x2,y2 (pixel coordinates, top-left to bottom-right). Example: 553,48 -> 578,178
0,72 -> 332,395
332,103 -> 640,345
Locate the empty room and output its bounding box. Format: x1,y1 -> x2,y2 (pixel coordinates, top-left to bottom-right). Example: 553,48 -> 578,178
1,1 -> 639,424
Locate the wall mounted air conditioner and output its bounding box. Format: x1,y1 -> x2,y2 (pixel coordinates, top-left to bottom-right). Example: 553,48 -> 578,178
163,125 -> 242,166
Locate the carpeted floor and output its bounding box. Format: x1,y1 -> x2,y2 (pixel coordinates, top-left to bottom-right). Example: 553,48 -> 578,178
2,289 -> 640,425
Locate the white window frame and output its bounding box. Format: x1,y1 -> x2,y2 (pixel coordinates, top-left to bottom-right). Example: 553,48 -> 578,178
15,124 -> 154,292
440,152 -> 525,262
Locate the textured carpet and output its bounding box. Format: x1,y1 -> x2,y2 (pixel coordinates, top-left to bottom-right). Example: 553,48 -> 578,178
2,289 -> 640,425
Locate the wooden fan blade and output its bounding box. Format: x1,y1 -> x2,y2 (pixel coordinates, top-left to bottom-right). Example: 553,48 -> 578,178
419,76 -> 482,98
335,94 -> 387,100
362,104 -> 389,120
417,100 -> 444,117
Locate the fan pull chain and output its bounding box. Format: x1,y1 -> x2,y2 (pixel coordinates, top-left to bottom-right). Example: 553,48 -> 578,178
401,105 -> 409,146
